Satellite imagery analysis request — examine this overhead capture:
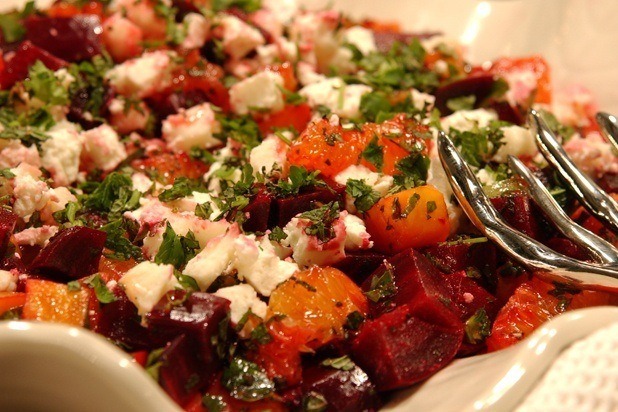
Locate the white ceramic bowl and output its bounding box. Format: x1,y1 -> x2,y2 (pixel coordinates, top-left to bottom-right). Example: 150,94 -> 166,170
1,1 -> 617,411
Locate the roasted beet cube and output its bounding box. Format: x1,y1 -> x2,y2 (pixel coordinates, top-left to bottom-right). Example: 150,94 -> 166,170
0,40 -> 68,89
362,248 -> 451,317
242,188 -> 273,233
334,251 -> 388,285
24,15 -> 102,62
0,209 -> 18,258
29,226 -> 106,280
423,241 -> 498,278
302,364 -> 381,412
491,193 -> 545,240
270,183 -> 345,228
440,270 -> 499,322
351,302 -> 463,391
434,74 -> 498,116
598,172 -> 618,194
90,287 -> 157,350
157,334 -> 209,407
147,291 -> 230,377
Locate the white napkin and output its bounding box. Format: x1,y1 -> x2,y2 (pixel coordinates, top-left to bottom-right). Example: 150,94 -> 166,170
516,322 -> 618,412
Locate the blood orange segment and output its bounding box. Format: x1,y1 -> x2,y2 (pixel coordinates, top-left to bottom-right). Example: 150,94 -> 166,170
98,256 -> 138,283
486,277 -> 618,352
22,279 -> 90,326
486,55 -> 552,104
0,292 -> 27,316
132,152 -> 210,185
267,266 -> 368,349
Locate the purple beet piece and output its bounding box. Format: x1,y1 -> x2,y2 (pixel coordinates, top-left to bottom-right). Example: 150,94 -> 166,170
242,188 -> 273,233
334,251 -> 388,285
598,172 -> 618,194
146,290 -> 230,378
29,226 -> 106,280
270,181 -> 345,228
361,248 -> 452,317
90,288 -> 158,350
440,270 -> 499,322
24,15 -> 102,62
423,241 -> 498,276
546,237 -> 591,261
488,100 -> 524,125
434,74 -> 497,115
302,364 -> 381,412
0,40 -> 68,89
491,193 -> 544,240
0,209 -> 18,258
157,334 -> 210,407
373,30 -> 439,53
351,302 -> 463,391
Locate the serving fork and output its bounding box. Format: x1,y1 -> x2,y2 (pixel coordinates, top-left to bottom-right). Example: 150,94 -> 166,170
438,109 -> 618,291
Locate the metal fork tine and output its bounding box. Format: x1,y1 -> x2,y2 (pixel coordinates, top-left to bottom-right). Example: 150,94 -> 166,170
596,112 -> 618,153
508,155 -> 618,266
529,109 -> 618,234
438,131 -> 618,291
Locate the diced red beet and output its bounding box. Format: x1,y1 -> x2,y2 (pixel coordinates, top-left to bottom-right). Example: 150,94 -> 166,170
351,302 -> 463,391
546,237 -> 592,261
242,188 -> 273,233
0,40 -> 68,89
440,270 -> 499,322
270,182 -> 345,228
157,334 -> 209,407
488,100 -> 524,125
423,241 -> 498,276
334,251 -> 388,285
598,172 -> 618,194
434,74 -> 498,116
90,287 -> 159,350
491,193 -> 545,240
302,364 -> 381,412
362,248 -> 451,317
373,31 -> 439,53
0,209 -> 18,258
29,226 -> 106,280
24,15 -> 102,62
146,291 -> 230,381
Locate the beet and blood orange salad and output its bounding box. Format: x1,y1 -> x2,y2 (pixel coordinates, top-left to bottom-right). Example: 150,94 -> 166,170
0,0 -> 617,410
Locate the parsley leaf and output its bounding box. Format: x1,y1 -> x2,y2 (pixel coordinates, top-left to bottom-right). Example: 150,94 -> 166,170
212,0 -> 262,13
360,136 -> 384,171
345,179 -> 380,213
100,219 -> 143,261
158,177 -> 203,203
321,355 -> 355,371
448,121 -> 506,168
391,151 -> 430,192
446,95 -> 476,112
215,115 -> 262,149
268,226 -> 287,242
84,274 -> 117,304
298,202 -> 340,242
464,308 -> 491,344
221,357 -> 275,402
269,165 -> 326,197
364,266 -> 396,303
24,61 -> 70,106
302,392 -> 328,412
84,172 -> 141,217
0,13 -> 25,43
360,92 -> 391,122
202,394 -> 227,412
154,223 -> 200,269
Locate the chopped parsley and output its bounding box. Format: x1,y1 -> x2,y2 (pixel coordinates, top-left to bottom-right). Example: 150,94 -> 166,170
391,151 -> 430,192
446,95 -> 476,112
154,223 -> 200,269
298,202 -> 341,242
158,177 -> 204,202
24,61 -> 70,106
84,274 -> 117,304
464,308 -> 491,344
345,179 -> 380,213
83,172 -> 141,218
202,394 -> 227,412
100,219 -> 143,261
269,165 -> 326,197
364,265 -> 396,303
448,121 -> 507,168
212,0 -> 262,13
221,357 -> 275,402
360,136 -> 384,172
321,355 -> 355,371
302,392 -> 328,412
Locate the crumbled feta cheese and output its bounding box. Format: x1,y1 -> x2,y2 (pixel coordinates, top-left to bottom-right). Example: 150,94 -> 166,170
10,164 -> 50,222
183,227 -> 241,291
162,103 -> 221,153
343,26 -> 376,55
426,148 -> 463,232
299,77 -> 372,119
296,62 -> 326,86
82,124 -> 127,171
131,172 -> 154,193
13,225 -> 59,247
441,109 -> 497,132
0,269 -> 17,292
180,13 -> 210,50
218,15 -> 265,60
342,212 -> 373,250
282,215 -> 347,267
0,140 -> 40,169
119,261 -> 179,315
334,165 -> 393,196
229,71 -> 285,115
214,284 -> 267,324
503,69 -> 539,106
492,125 -> 537,163
106,50 -> 177,98
262,0 -> 298,24
411,88 -> 436,111
204,160 -> 243,195
54,68 -> 75,89
563,132 -> 618,177
250,10 -> 283,39
40,122 -> 82,187
108,97 -> 151,134
41,187 -> 77,223
475,168 -> 496,186
249,135 -> 288,176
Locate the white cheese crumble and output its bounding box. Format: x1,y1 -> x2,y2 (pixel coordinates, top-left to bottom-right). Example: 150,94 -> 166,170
162,103 -> 221,153
13,225 -> 59,247
343,26 -> 377,56
214,284 -> 267,324
106,50 -> 177,98
299,77 -> 372,119
218,15 -> 265,60
229,71 -> 285,115
492,125 -> 538,163
0,269 -> 17,292
119,261 -> 179,316
180,13 -> 210,50
81,124 -> 128,171
40,121 -> 82,187
10,164 -> 50,222
440,109 -> 497,132
249,135 -> 288,176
